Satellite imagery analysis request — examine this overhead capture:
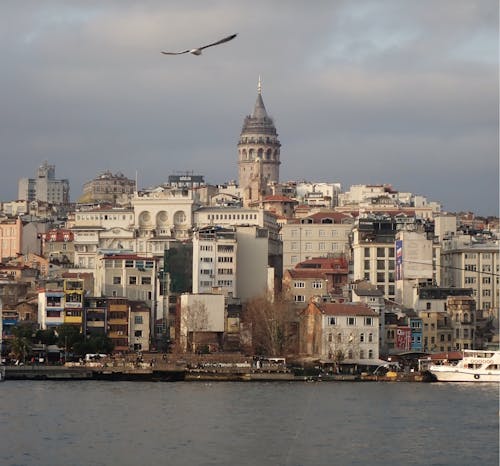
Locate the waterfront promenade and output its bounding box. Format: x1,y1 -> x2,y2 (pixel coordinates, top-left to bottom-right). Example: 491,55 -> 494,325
2,353 -> 429,382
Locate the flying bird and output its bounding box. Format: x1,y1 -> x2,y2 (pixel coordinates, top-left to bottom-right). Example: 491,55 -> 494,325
161,33 -> 237,56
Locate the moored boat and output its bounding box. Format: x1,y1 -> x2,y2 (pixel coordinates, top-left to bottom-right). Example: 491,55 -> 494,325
429,349 -> 500,382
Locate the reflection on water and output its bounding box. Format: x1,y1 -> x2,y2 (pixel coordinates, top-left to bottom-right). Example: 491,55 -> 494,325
0,381 -> 498,466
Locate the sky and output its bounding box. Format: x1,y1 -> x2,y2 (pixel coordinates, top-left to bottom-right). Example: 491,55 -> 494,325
1,0 -> 498,216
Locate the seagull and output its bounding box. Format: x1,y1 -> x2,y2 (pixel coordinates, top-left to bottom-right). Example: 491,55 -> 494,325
161,33 -> 237,56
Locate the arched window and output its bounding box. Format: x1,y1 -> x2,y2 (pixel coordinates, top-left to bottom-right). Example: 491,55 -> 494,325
360,333 -> 365,343
368,333 -> 373,343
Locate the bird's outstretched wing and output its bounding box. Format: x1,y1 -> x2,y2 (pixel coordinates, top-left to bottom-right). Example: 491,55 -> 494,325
199,33 -> 237,51
161,33 -> 237,56
161,49 -> 190,55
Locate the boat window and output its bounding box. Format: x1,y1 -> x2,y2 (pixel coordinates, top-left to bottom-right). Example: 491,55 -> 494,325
486,364 -> 499,370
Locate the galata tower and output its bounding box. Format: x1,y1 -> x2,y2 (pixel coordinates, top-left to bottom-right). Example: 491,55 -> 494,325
237,78 -> 281,206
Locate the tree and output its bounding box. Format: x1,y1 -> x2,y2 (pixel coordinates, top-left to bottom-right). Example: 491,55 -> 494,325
325,328 -> 361,371
181,300 -> 209,353
55,324 -> 84,358
242,292 -> 296,357
10,323 -> 36,363
35,328 -> 57,346
74,335 -> 114,356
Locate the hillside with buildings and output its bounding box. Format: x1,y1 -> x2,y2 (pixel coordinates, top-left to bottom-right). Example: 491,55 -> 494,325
1,83 -> 498,369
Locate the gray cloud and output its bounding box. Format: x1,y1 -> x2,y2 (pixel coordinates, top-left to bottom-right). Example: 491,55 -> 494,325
0,0 -> 497,215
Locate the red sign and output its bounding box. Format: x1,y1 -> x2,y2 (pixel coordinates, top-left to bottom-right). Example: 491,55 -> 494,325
396,327 -> 411,351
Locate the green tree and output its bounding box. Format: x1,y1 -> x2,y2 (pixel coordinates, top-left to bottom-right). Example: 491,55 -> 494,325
56,324 -> 83,356
10,323 -> 36,362
35,328 -> 57,346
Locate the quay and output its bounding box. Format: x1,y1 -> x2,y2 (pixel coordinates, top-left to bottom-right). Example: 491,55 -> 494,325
2,364 -> 430,383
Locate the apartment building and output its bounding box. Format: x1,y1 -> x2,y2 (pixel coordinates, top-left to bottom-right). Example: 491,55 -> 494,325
18,161 -> 69,205
299,301 -> 380,364
440,233 -> 499,316
281,211 -> 354,272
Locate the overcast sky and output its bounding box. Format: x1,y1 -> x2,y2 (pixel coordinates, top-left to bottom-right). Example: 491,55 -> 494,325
1,0 -> 498,216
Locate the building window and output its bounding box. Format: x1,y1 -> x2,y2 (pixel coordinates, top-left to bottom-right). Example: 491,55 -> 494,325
312,281 -> 322,289
364,260 -> 370,271
377,260 -> 385,270
134,316 -> 143,324
368,333 -> 373,342
294,281 -> 305,288
113,276 -> 121,285
364,317 -> 373,326
360,333 -> 365,343
134,330 -> 142,337
364,248 -> 370,258
141,277 -> 151,285
347,317 -> 356,326
377,248 -> 385,258
294,295 -> 305,302
329,317 -> 336,325
368,349 -> 373,359
129,276 -> 137,285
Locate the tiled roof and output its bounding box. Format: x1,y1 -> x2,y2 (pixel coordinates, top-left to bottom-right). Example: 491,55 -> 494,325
316,302 -> 378,317
287,269 -> 327,279
263,195 -> 297,203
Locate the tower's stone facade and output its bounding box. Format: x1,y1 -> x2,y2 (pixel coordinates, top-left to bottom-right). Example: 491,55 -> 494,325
238,79 -> 281,206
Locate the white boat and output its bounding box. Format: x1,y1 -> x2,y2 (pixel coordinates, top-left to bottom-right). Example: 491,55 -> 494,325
429,350 -> 500,382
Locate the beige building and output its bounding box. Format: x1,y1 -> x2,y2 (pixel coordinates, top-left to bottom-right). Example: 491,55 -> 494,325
440,234 -> 499,316
79,171 -> 135,205
94,253 -> 159,334
419,311 -> 453,353
0,217 -> 22,260
178,293 -> 225,352
281,212 -> 353,272
129,301 -> 151,352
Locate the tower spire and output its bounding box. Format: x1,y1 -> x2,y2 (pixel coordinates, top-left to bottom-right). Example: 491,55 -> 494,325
258,75 -> 262,95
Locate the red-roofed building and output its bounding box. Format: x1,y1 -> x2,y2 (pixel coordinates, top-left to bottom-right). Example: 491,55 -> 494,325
299,300 -> 380,364
41,229 -> 75,265
283,256 -> 349,306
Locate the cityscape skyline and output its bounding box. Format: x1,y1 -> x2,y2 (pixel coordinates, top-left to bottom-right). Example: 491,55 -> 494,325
1,1 -> 498,216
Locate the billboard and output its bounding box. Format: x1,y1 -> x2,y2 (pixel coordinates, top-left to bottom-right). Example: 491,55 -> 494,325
395,234 -> 433,281
396,327 -> 412,351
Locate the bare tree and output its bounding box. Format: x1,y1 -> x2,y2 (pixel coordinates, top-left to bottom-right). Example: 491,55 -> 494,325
242,292 -> 297,357
324,328 -> 361,372
180,300 -> 209,353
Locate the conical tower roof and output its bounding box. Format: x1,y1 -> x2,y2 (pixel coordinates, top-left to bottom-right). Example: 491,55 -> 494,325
240,77 -> 278,137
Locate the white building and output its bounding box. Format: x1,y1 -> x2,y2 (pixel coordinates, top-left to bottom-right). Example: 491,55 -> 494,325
300,301 -> 380,364
394,230 -> 437,308
192,225 -> 276,301
72,207 -> 135,270
132,186 -> 198,253
18,161 -> 69,205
